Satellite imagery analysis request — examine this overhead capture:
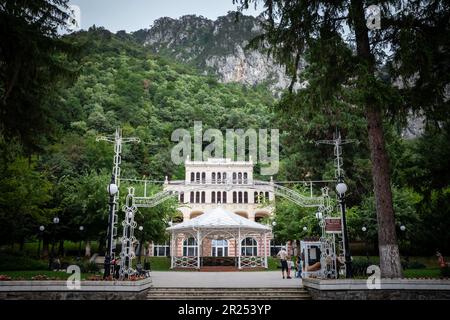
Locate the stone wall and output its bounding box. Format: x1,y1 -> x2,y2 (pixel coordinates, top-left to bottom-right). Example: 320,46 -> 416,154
306,287 -> 450,300
0,278 -> 152,300
0,290 -> 149,300
303,278 -> 450,300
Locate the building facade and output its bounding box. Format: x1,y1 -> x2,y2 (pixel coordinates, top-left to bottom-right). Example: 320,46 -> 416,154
149,158 -> 286,261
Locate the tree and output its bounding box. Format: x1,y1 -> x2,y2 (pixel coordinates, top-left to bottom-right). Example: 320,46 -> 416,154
235,0 -> 449,278
0,156 -> 54,247
0,0 -> 78,153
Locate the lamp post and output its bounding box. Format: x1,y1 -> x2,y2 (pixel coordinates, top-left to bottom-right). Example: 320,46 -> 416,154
336,181 -> 352,278
361,226 -> 368,261
104,176 -> 118,279
37,226 -> 45,259
48,217 -> 60,270
78,226 -> 84,260
400,224 -> 408,266
138,226 -> 144,265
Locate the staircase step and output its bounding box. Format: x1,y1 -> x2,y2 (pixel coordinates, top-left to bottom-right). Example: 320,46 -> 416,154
146,287 -> 311,300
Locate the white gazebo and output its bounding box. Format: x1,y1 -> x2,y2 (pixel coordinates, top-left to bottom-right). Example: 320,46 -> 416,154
167,207 -> 272,269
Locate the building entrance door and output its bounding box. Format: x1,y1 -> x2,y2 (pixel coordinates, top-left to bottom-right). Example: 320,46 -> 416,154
211,239 -> 228,257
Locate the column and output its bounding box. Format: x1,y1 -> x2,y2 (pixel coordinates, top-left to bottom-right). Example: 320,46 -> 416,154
264,232 -> 268,268
170,231 -> 174,269
238,227 -> 241,269
197,229 -> 201,269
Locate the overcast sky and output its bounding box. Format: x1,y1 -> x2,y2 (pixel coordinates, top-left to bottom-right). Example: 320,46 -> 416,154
68,0 -> 262,32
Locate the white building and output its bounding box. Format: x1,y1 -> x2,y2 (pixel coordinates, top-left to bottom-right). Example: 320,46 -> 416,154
166,157 -> 274,222
150,158 -> 283,269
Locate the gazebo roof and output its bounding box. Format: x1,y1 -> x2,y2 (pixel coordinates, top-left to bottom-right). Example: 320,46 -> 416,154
166,207 -> 271,232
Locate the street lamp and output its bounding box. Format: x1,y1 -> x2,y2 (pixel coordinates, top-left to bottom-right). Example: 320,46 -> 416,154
37,226 -> 45,258
49,217 -> 60,270
303,226 -> 308,232
78,226 -> 84,260
361,226 -> 368,261
315,211 -> 323,220
138,225 -> 144,265
336,180 -> 352,278
104,175 -> 118,279
400,224 -> 408,265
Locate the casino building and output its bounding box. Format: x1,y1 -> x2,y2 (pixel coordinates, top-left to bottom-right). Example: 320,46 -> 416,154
149,158 -> 283,269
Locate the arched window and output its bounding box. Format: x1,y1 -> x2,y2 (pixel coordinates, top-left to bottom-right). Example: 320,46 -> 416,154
241,237 -> 258,256
211,191 -> 216,203
190,192 -> 194,203
201,191 -> 205,203
243,172 -> 248,184
254,191 -> 258,203
222,192 -> 227,203
196,172 -> 200,183
244,192 -> 248,203
190,172 -> 194,182
195,191 -> 200,203
232,172 -> 236,183
217,191 -> 221,203
212,172 -> 216,184
212,239 -> 228,257
201,172 -> 206,184
180,192 -> 184,203
183,237 -> 198,256
265,192 -> 269,202
238,172 -> 242,184
238,191 -> 243,203
222,172 -> 227,184
233,192 -> 237,203
217,172 -> 221,184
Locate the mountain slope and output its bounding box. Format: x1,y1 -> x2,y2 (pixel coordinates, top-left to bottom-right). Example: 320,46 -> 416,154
132,12 -> 294,93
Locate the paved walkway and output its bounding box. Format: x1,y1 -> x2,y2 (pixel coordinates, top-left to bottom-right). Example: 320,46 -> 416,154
150,271 -> 302,288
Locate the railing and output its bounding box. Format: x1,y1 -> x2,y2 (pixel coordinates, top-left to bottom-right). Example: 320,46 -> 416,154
173,256 -> 198,269
132,179 -> 327,209
240,256 -> 266,268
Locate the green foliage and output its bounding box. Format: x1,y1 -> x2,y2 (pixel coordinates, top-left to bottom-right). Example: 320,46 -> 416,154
0,0 -> 79,153
0,252 -> 48,271
76,261 -> 100,273
0,156 -> 54,245
441,266 -> 450,278
347,187 -> 422,249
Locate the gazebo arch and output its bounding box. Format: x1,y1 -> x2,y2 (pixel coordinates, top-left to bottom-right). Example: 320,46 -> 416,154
167,207 -> 271,269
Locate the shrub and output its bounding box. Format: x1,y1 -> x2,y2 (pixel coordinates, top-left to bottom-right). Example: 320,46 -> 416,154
441,266 -> 450,278
77,261 -> 99,273
351,257 -> 379,278
407,261 -> 427,269
0,253 -> 48,271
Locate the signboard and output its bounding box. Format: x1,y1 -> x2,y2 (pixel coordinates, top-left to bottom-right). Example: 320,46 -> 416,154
325,217 -> 342,234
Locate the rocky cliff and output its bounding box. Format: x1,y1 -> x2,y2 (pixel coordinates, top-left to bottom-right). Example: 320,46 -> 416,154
132,12 -> 294,93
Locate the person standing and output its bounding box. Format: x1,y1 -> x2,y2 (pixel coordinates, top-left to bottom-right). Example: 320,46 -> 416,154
277,247 -> 291,279
294,255 -> 301,278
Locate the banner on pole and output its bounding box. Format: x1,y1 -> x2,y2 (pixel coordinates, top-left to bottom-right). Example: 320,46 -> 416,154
325,217 -> 342,234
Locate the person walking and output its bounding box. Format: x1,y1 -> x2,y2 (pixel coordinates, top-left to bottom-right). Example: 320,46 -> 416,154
277,247 -> 291,279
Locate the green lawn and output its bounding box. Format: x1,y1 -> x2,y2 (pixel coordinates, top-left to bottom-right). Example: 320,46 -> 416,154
403,268 -> 442,278
0,270 -> 101,280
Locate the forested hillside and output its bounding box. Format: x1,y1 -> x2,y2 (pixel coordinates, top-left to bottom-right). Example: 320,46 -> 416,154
0,26 -> 275,248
